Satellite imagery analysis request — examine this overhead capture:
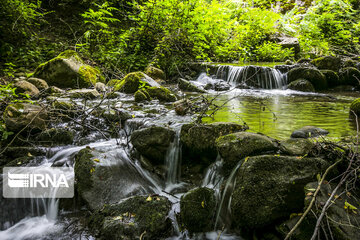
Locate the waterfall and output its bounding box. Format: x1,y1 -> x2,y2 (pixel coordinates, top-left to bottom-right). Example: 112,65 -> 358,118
215,65 -> 287,89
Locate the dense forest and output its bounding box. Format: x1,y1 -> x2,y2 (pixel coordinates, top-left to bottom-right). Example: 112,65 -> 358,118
1,1 -> 360,240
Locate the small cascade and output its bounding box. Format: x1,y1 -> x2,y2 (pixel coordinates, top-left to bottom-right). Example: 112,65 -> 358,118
216,65 -> 287,89
202,155 -> 224,200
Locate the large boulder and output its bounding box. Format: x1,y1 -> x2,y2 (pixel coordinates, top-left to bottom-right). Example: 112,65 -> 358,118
13,80 -> 39,96
287,79 -> 315,92
146,86 -> 177,102
178,78 -> 206,93
180,122 -> 248,165
339,67 -> 360,86
291,126 -> 329,138
310,56 -> 341,71
33,50 -> 104,88
114,72 -> 159,94
89,196 -> 172,239
320,70 -> 340,88
131,126 -> 175,165
216,132 -> 278,175
180,187 -> 216,233
74,148 -> 157,210
230,155 -> 329,229
3,103 -> 47,132
288,67 -> 327,90
145,66 -> 166,81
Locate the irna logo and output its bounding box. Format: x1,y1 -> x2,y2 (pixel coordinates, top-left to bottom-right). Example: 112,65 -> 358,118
7,172 -> 69,188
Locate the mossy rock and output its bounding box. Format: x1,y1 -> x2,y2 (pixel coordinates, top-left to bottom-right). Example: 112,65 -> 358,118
134,89 -> 151,102
145,66 -> 166,80
320,70 -> 340,88
131,126 -> 175,165
146,86 -> 177,102
114,72 -> 159,94
288,67 -> 327,90
287,79 -> 315,92
339,67 -> 360,86
106,79 -> 121,87
174,99 -> 192,116
3,103 -> 48,133
13,80 -> 39,96
74,148 -> 95,195
27,77 -> 49,90
231,155 -> 329,229
350,98 -> 360,116
216,132 -> 278,176
343,59 -> 358,68
279,138 -> 314,156
310,56 -> 341,71
36,128 -> 74,145
33,50 -> 104,88
178,78 -> 206,93
180,187 -> 216,233
291,126 -> 329,138
68,89 -> 100,99
89,196 -> 172,239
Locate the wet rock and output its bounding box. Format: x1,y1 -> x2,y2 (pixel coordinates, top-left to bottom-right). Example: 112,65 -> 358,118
36,128 -> 74,145
2,146 -> 46,159
89,196 -> 172,239
343,59 -> 358,68
288,67 -> 327,90
214,81 -> 231,91
291,126 -> 329,138
74,148 -> 156,210
280,138 -> 314,156
174,99 -> 192,116
3,103 -> 47,132
350,98 -> 360,116
310,56 -> 341,71
52,99 -> 76,111
275,64 -> 298,74
44,86 -> 64,95
178,78 -> 206,93
277,37 -> 300,55
180,122 -> 248,165
95,82 -> 106,93
180,187 -> 216,233
33,50 -> 104,88
134,89 -> 151,102
106,79 -> 121,87
278,182 -> 360,240
146,86 -> 177,102
27,77 -> 49,90
131,126 -> 175,165
297,58 -> 312,64
114,72 -> 159,94
231,155 -> 329,229
98,109 -> 132,123
68,89 -> 100,99
320,70 -> 340,88
339,67 -> 360,86
145,66 -> 166,81
216,132 -> 278,175
287,79 -> 315,92
13,80 -> 39,96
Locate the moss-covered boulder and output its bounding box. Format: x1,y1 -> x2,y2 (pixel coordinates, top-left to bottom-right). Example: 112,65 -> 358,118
94,108 -> 132,123
146,86 -> 177,102
89,196 -> 172,239
36,128 -> 74,145
350,98 -> 360,116
287,67 -> 327,90
74,148 -> 156,210
3,103 -> 47,132
180,187 -> 216,233
174,99 -> 192,116
339,67 -> 360,86
216,132 -> 278,175
106,79 -> 121,87
310,56 -> 341,71
180,122 -> 248,165
131,126 -> 175,165
134,89 -> 151,102
278,182 -> 360,240
287,79 -> 315,92
33,50 -> 104,88
279,138 -> 314,156
320,70 -> 340,88
178,78 -> 206,93
343,59 -> 358,68
114,72 -> 159,94
27,77 -> 49,90
68,89 -> 100,99
145,66 -> 166,80
13,80 -> 39,96
291,126 -> 329,138
230,155 -> 329,229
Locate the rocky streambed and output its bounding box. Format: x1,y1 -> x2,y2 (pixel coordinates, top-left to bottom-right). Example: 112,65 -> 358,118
1,51 -> 360,240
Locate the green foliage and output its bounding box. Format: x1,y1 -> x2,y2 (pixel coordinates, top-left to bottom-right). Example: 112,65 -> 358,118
255,42 -> 294,62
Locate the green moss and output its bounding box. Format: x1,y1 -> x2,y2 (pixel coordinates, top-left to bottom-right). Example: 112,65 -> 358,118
145,66 -> 165,80
58,50 -> 83,63
320,70 -> 340,88
146,86 -> 177,102
310,56 -> 341,71
288,67 -> 327,90
339,67 -> 360,86
79,65 -> 104,86
74,148 -> 95,193
106,79 -> 121,87
350,98 -> 360,116
114,72 -> 145,93
134,89 -> 151,102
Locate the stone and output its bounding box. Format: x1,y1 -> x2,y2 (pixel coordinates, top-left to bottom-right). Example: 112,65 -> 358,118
131,126 -> 175,165
134,89 -> 151,102
287,79 -> 315,92
174,99 -> 192,116
114,72 -> 159,94
291,126 -> 329,138
146,86 -> 177,102
36,128 -> 74,145
13,80 -> 39,96
277,37 -> 300,55
178,78 -> 206,93
339,67 -> 360,86
68,89 -> 100,99
310,56 -> 341,71
180,187 -> 216,233
349,98 -> 360,116
280,138 -> 315,156
145,66 -> 166,80
3,103 -> 47,132
216,132 -> 278,175
95,82 -> 106,92
27,77 -> 49,90
320,70 -> 340,88
288,67 -> 327,90
230,155 -> 329,229
33,50 -> 104,88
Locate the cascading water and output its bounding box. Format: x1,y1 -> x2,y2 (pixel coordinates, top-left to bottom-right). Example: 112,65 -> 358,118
216,65 -> 287,89
165,129 -> 182,187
